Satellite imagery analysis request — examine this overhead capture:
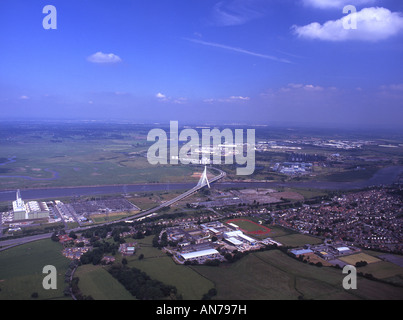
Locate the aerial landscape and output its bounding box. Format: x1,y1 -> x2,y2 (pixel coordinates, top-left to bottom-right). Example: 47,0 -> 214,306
0,0 -> 402,310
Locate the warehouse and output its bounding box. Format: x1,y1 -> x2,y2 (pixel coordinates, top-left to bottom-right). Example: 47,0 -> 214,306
180,249 -> 220,262
290,249 -> 313,256
224,237 -> 243,246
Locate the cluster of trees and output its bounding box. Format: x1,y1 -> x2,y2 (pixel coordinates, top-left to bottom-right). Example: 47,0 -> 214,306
80,240 -> 120,265
108,264 -> 181,300
202,288 -> 217,300
71,277 -> 93,300
355,260 -> 368,268
152,231 -> 169,249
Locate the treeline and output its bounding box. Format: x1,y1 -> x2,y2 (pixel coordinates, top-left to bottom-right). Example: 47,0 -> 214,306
70,277 -> 94,300
80,240 -> 120,265
108,264 -> 182,300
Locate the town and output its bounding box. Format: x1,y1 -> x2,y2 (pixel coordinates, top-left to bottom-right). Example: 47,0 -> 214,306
20,184 -> 399,271
272,187 -> 403,254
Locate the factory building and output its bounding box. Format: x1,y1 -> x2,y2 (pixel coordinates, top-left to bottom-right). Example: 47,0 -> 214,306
12,189 -> 49,221
12,189 -> 27,220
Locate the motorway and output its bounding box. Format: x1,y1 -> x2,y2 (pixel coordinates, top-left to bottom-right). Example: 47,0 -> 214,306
0,167 -> 226,250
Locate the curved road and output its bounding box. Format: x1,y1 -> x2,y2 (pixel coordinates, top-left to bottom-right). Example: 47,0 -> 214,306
0,166 -> 226,250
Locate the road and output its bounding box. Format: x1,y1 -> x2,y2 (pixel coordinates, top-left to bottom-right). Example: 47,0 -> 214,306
0,166 -> 226,250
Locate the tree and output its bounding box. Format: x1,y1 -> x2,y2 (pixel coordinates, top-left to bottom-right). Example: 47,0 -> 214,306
51,231 -> 59,242
69,231 -> 77,239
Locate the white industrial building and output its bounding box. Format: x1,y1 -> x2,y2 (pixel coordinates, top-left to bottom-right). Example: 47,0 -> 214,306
180,249 -> 220,262
12,189 -> 27,220
12,190 -> 49,221
223,230 -> 258,246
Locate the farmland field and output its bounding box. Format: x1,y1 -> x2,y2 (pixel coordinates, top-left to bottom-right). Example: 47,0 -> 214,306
74,264 -> 134,300
192,250 -> 403,300
1,236 -> 402,300
338,253 -> 382,265
113,236 -> 215,300
272,233 -> 323,247
0,239 -> 70,300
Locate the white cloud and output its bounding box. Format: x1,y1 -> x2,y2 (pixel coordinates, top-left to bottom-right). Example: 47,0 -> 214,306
262,83 -> 335,97
285,83 -> 326,92
204,95 -> 251,103
156,93 -> 187,104
302,0 -> 376,9
156,92 -> 166,99
19,95 -> 29,100
229,95 -> 250,100
87,52 -> 122,64
292,7 -> 403,41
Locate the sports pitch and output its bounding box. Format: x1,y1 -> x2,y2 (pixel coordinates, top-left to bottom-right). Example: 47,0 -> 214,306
226,218 -> 271,236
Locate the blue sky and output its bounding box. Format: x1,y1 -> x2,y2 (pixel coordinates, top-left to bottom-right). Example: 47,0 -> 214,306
0,0 -> 402,128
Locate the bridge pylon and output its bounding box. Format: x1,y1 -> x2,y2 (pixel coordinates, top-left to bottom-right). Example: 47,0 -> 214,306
197,166 -> 210,188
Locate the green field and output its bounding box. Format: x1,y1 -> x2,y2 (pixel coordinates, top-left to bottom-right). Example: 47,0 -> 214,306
192,250 -> 403,300
254,223 -> 323,247
0,239 -> 70,300
1,236 -> 402,300
74,264 -> 134,300
272,233 -> 323,247
73,235 -> 214,300
121,236 -> 215,300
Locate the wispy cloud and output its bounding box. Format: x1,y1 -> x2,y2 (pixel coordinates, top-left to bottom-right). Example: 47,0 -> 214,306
184,38 -> 291,63
204,95 -> 251,103
292,7 -> 403,42
261,83 -> 337,98
210,0 -> 265,26
87,52 -> 122,64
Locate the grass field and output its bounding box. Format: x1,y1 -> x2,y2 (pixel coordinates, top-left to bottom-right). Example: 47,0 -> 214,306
1,236 -> 402,300
122,236 -> 215,300
272,233 -> 323,247
75,235 -> 215,300
338,253 -> 382,265
74,264 -> 134,300
0,239 -> 70,300
193,250 -> 403,300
